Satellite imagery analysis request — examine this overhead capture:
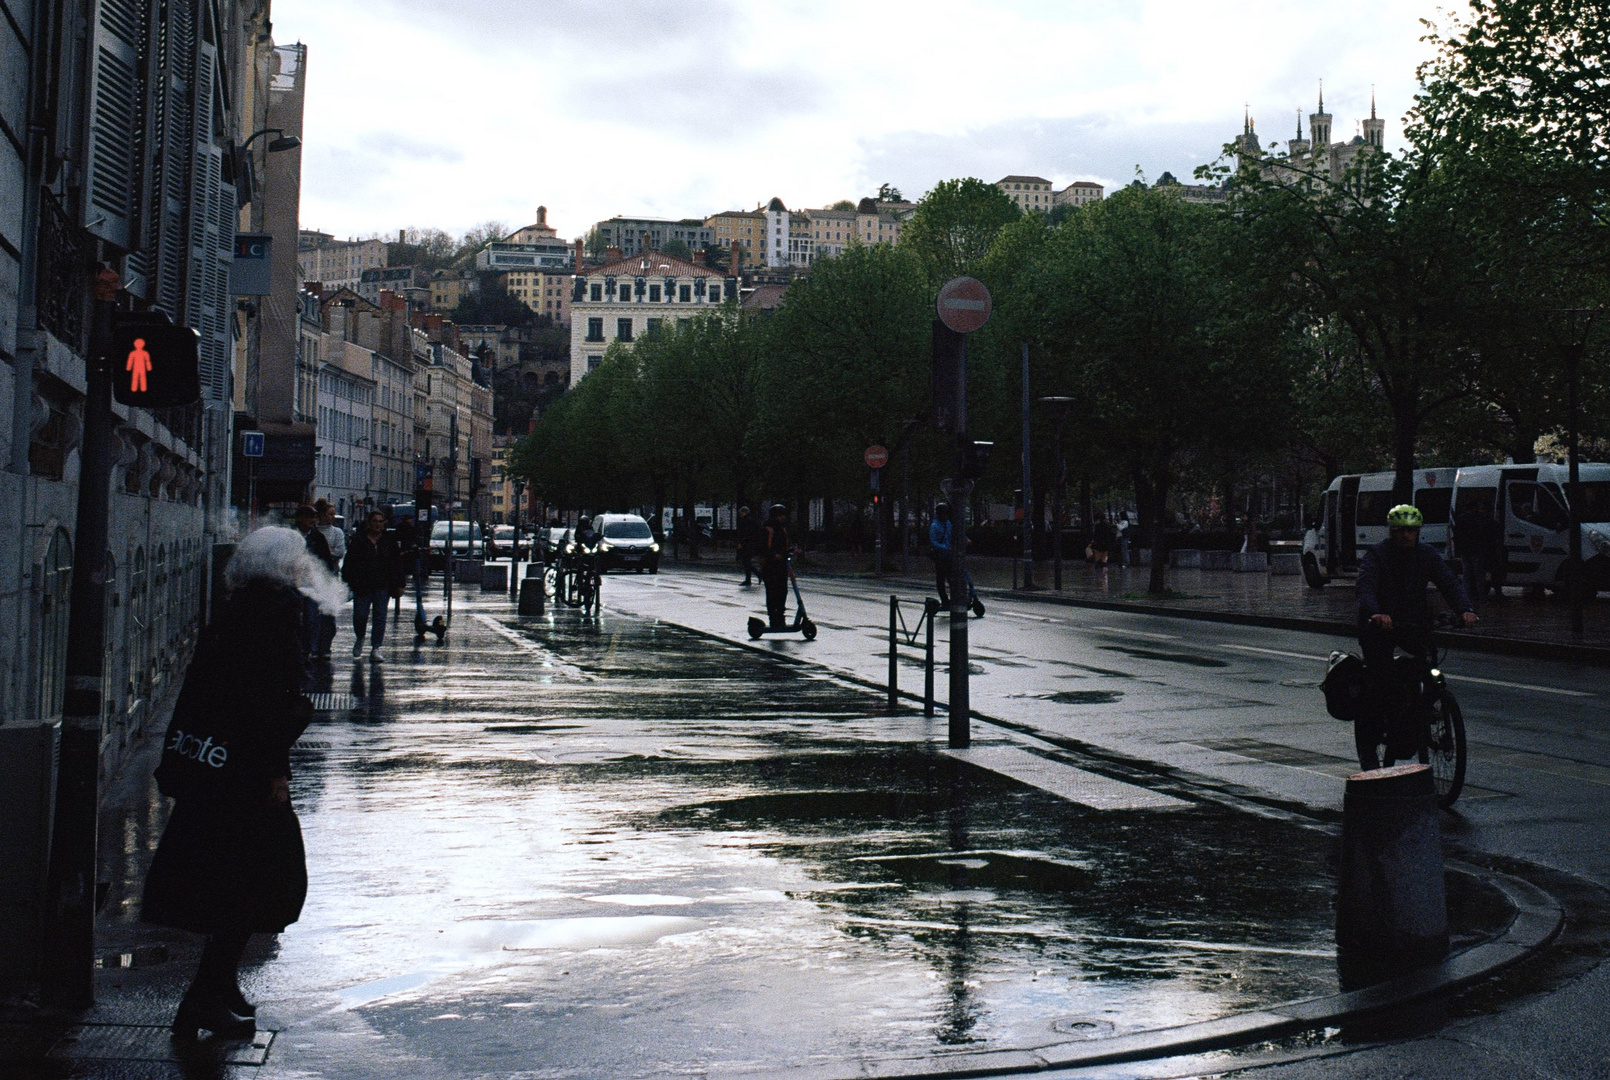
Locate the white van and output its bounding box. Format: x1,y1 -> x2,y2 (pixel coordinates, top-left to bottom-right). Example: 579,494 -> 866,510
1302,468 -> 1456,587
1451,463 -> 1610,592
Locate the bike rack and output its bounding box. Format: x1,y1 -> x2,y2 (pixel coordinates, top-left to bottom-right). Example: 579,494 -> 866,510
887,595 -> 941,717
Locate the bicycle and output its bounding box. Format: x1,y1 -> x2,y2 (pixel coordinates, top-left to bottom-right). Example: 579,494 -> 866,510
1363,615 -> 1468,808
563,550 -> 600,613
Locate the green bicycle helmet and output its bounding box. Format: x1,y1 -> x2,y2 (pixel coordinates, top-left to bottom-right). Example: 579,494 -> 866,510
1386,504 -> 1424,529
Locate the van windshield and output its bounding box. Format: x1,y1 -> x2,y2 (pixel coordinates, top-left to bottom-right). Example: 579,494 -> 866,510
603,520 -> 652,540
431,521 -> 481,539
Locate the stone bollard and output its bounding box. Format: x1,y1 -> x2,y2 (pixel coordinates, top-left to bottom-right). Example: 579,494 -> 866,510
1269,552 -> 1303,575
1172,549 -> 1203,568
454,558 -> 483,585
481,564 -> 509,591
1232,551 -> 1268,572
524,563 -> 544,577
1203,550 -> 1233,571
518,577 -> 546,615
1335,763 -> 1448,990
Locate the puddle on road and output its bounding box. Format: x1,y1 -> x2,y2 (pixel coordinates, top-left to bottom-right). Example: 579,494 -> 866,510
262,604 -> 1505,1079
1100,645 -> 1230,668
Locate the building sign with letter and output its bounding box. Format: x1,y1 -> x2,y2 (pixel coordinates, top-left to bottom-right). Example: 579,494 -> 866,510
230,233 -> 273,296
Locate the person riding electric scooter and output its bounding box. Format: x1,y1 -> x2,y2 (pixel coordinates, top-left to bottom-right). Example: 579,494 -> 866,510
1355,503 -> 1478,771
929,504 -> 985,618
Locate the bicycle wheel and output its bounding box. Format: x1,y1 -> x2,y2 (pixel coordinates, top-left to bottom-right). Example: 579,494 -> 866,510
1419,689 -> 1467,808
544,565 -> 559,598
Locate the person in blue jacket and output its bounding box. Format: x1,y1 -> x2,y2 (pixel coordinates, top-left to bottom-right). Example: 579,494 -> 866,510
1354,503 -> 1477,770
929,504 -> 985,618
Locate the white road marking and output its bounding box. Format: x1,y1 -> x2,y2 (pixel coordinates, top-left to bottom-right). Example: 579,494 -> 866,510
1214,643 -> 1593,697
996,610 -> 1055,622
473,615 -> 592,680
1090,625 -> 1178,640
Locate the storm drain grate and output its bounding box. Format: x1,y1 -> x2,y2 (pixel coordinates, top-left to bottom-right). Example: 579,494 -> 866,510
48,1024 -> 273,1065
946,746 -> 1189,810
308,692 -> 359,712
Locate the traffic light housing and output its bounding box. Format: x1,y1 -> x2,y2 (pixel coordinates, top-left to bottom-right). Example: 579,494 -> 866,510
111,316 -> 200,408
959,438 -> 994,480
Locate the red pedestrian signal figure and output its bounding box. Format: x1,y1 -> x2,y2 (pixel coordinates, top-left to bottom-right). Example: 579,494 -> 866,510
126,338 -> 152,394
111,319 -> 200,407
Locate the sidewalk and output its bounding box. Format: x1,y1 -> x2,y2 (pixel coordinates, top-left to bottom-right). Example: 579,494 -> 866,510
0,590 -> 1551,1079
671,548 -> 1610,662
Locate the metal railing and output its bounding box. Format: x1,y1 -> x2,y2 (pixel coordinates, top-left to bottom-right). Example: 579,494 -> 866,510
887,594 -> 941,717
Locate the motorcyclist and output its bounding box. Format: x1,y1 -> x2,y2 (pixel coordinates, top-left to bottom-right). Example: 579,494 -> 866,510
1354,503 -> 1477,770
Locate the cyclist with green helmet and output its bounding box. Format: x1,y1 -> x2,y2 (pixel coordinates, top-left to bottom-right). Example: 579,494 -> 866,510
1354,503 -> 1477,770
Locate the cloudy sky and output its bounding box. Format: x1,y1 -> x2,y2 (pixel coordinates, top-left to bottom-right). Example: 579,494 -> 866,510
275,0 -> 1452,242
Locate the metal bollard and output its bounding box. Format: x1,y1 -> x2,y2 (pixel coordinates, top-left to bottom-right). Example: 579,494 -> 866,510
888,595 -> 899,712
1335,763 -> 1448,990
924,598 -> 938,717
518,577 -> 545,616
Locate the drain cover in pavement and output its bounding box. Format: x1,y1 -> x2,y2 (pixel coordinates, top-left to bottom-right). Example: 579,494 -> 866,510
308,692 -> 358,711
49,1024 -> 274,1064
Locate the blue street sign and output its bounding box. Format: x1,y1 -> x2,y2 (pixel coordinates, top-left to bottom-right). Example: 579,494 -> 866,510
242,431 -> 265,458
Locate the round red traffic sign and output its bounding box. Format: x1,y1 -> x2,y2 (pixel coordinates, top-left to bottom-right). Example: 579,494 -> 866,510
864,445 -> 889,470
937,276 -> 992,334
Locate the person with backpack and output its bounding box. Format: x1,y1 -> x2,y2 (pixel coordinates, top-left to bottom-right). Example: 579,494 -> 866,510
929,504 -> 985,617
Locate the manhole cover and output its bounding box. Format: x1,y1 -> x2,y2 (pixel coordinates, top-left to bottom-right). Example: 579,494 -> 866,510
49,1024 -> 274,1065
1050,1016 -> 1116,1039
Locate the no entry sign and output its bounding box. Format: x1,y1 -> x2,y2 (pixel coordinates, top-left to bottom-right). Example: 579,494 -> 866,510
864,444 -> 889,470
937,276 -> 992,335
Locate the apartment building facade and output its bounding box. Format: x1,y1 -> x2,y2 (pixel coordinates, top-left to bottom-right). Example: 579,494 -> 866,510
298,233 -> 388,291
569,252 -> 732,383
1054,181 -> 1104,208
996,175 -> 1055,212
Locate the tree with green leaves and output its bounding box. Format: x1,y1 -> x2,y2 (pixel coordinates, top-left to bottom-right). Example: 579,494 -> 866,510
661,238 -> 693,260
898,178 -> 1020,285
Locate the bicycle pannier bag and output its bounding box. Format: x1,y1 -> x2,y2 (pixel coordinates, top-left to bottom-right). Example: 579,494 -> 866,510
1322,651 -> 1368,722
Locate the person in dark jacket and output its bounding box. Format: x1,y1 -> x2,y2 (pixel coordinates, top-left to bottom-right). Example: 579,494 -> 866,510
1453,498 -> 1503,607
293,504 -> 333,661
1354,503 -> 1478,770
759,504 -> 793,629
143,526 -> 326,1041
736,505 -> 760,587
343,510 -> 402,661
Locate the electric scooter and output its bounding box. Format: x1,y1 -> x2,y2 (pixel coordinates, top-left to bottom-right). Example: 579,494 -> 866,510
747,564 -> 817,641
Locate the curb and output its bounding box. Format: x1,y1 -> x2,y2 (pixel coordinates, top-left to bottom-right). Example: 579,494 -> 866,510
722,866 -> 1560,1080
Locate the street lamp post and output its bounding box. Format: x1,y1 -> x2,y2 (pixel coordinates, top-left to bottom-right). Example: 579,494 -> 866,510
1039,396 -> 1074,590
1020,343 -> 1036,589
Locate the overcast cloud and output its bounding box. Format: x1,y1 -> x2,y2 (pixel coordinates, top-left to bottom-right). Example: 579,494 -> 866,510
276,0 -> 1453,241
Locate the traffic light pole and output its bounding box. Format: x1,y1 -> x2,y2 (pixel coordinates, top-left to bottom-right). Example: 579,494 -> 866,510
44,284 -> 119,1008
948,334 -> 970,749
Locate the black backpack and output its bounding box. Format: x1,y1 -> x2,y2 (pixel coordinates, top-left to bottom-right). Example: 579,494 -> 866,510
1322,651 -> 1368,721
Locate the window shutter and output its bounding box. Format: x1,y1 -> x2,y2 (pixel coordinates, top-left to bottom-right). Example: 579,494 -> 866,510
84,0 -> 145,248
183,42 -> 232,401
147,0 -> 198,315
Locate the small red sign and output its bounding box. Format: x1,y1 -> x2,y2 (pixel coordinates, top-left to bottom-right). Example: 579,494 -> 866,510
864,445 -> 889,470
937,276 -> 992,334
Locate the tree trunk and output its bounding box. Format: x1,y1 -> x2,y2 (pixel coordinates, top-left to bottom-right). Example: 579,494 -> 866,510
1510,431 -> 1538,465
684,482 -> 700,560
1391,405 -> 1419,504
1144,467 -> 1172,595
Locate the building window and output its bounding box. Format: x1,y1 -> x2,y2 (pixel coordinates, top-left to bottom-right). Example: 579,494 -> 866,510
646,317 -> 663,336
590,283 -> 602,301
619,285 -> 631,301
648,285 -> 661,302
616,318 -> 633,342
679,285 -> 691,302
586,317 -> 604,342
588,355 -> 602,371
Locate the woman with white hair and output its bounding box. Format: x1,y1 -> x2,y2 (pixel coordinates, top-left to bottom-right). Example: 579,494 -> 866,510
142,526 -> 337,1041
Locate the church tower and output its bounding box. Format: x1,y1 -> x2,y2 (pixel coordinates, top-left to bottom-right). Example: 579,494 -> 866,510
1235,105 -> 1262,169
1362,89 -> 1385,148
1308,82 -> 1332,156
1288,109 -> 1309,159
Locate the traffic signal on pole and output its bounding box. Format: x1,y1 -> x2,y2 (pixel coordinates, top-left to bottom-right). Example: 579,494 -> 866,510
931,320 -> 965,432
110,317 -> 200,408
959,438 -> 994,480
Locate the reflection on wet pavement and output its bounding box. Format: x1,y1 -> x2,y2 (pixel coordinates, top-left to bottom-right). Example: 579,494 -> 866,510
182,597 -> 1358,1078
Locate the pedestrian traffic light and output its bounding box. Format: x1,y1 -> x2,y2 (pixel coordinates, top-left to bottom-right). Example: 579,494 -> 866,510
110,317 -> 200,408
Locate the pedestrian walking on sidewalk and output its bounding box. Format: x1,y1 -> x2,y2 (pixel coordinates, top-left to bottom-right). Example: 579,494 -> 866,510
344,510 -> 403,662
143,527 -> 329,1041
312,499 -> 346,656
929,504 -> 985,617
759,504 -> 793,629
394,516 -> 431,639
736,505 -> 760,586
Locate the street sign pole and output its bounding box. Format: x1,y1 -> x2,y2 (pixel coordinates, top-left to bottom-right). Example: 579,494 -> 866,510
935,277 -> 991,750
865,445 -> 889,576
1020,342 -> 1035,589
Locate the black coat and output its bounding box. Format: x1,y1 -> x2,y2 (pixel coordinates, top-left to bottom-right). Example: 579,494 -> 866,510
342,531 -> 402,594
142,579 -> 311,934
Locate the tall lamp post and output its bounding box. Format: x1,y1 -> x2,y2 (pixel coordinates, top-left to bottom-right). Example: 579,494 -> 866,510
1544,308 -> 1600,639
1038,396 -> 1074,590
